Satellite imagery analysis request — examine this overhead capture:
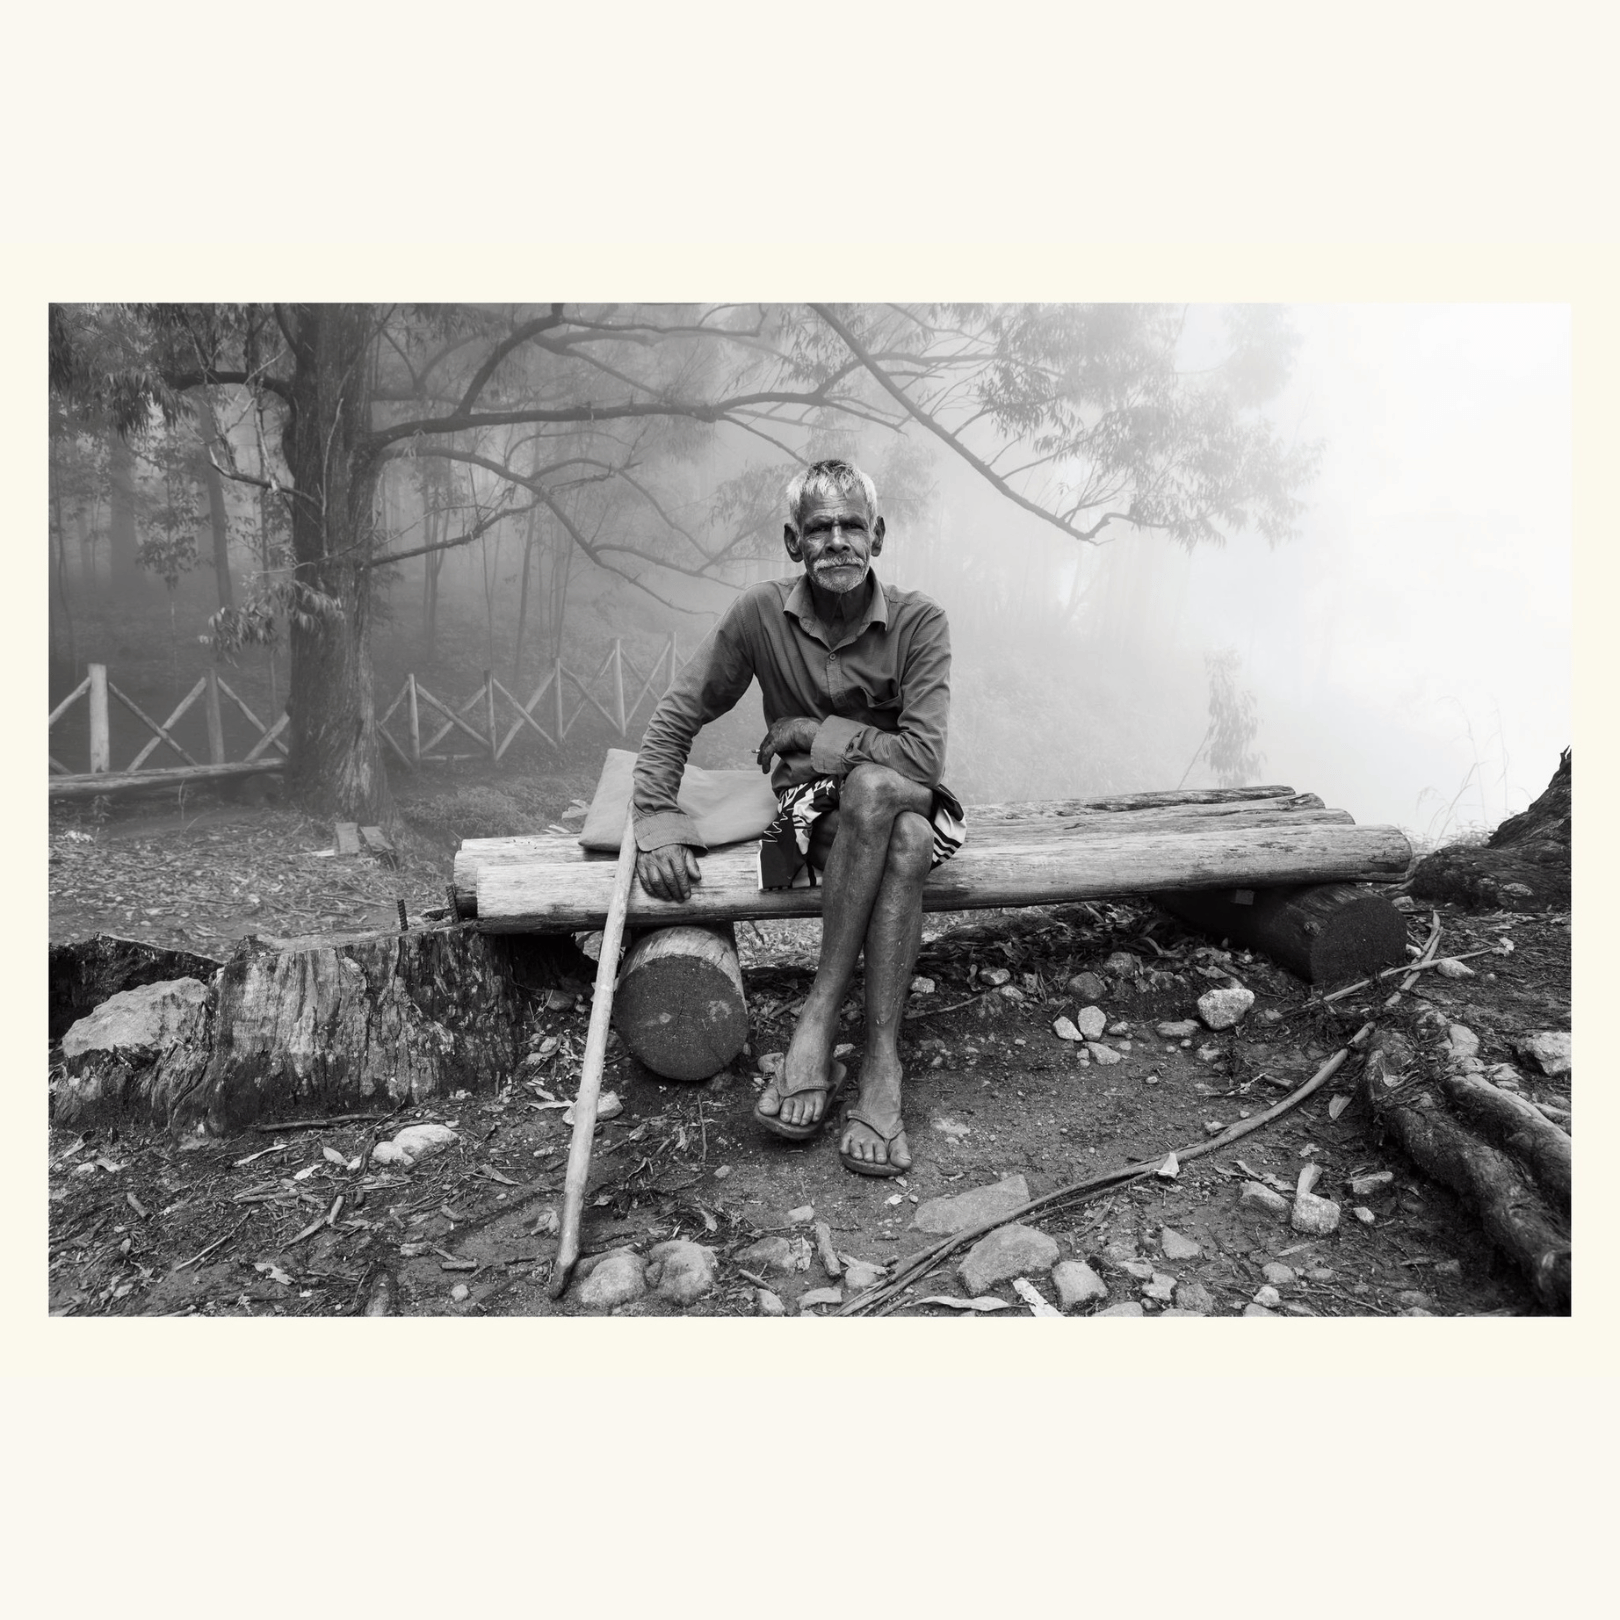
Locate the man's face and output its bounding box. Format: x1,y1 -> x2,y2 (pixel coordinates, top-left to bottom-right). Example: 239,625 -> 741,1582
785,486 -> 885,595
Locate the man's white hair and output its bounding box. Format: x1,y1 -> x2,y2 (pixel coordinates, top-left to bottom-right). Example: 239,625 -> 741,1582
784,459 -> 879,532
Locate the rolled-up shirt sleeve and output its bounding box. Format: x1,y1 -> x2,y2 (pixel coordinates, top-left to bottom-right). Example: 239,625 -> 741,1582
808,606 -> 950,787
632,601 -> 757,852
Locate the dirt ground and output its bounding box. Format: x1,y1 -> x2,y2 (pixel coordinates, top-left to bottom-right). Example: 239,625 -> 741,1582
46,770 -> 1573,1319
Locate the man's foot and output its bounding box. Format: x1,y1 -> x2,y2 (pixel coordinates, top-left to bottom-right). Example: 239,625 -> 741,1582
838,1052 -> 912,1177
757,1005 -> 841,1133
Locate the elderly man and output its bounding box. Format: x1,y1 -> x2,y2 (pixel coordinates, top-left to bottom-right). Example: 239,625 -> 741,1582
631,459 -> 963,1177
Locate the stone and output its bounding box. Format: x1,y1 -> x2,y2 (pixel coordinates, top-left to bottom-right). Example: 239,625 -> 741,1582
1173,1280 -> 1215,1314
1484,1063 -> 1523,1089
1516,1031 -> 1571,1076
1197,986 -> 1255,1031
1066,972 -> 1107,1001
371,1123 -> 459,1168
909,976 -> 935,996
912,1174 -> 1031,1235
1197,1045 -> 1222,1063
575,1252 -> 646,1311
450,1283 -> 470,1303
1116,1258 -> 1156,1280
1346,1171 -> 1395,1197
798,1287 -> 843,1313
1052,1260 -> 1108,1311
1075,1005 -> 1108,1040
1446,1024 -> 1481,1063
58,977 -> 213,1121
645,1239 -> 718,1306
1052,1016 -> 1082,1042
1353,1207 -> 1376,1225
1106,1021 -> 1131,1037
1396,1290 -> 1433,1311
1291,1193 -> 1341,1235
756,1289 -> 786,1316
1261,1262 -> 1295,1288
1243,1303 -> 1278,1317
787,1205 -> 814,1224
1095,1301 -> 1144,1317
1155,1019 -> 1200,1038
1103,952 -> 1141,978
1253,1284 -> 1281,1308
1434,1258 -> 1462,1277
1435,957 -> 1476,979
1160,1226 -> 1201,1261
1240,1182 -> 1290,1216
1102,1237 -> 1138,1265
998,984 -> 1025,1002
1085,1042 -> 1122,1065
563,1090 -> 621,1126
736,1235 -> 811,1275
1158,1309 -> 1204,1318
842,1259 -> 886,1293
958,1223 -> 1062,1296
1142,1273 -> 1176,1302
980,966 -> 1012,987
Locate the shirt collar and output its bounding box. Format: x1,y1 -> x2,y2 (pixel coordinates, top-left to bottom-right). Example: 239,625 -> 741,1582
783,571 -> 889,646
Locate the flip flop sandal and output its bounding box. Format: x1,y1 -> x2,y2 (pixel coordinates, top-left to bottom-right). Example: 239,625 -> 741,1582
754,1061 -> 848,1143
838,1105 -> 910,1179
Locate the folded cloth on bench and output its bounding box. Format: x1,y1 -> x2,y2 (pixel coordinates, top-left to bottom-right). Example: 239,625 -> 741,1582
579,747 -> 780,853
758,776 -> 967,889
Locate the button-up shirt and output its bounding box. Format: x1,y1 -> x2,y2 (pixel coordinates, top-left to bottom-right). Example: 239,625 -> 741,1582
632,572 -> 952,851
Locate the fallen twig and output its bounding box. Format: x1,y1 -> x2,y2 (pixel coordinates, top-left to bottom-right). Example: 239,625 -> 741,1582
904,991 -> 991,1021
1320,936 -> 1507,1006
174,1217 -> 248,1272
254,1112 -> 393,1134
841,1022 -> 1375,1317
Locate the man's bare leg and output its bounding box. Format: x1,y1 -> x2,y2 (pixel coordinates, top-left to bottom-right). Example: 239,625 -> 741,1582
757,765 -> 932,1130
839,810 -> 932,1171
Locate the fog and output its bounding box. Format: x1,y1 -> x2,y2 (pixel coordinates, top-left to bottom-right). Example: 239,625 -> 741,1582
50,303 -> 1571,843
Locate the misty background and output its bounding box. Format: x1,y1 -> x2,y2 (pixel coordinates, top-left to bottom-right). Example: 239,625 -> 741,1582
47,304 -> 1569,840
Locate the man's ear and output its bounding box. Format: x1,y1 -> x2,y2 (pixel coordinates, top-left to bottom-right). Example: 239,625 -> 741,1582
870,515 -> 886,555
783,522 -> 803,561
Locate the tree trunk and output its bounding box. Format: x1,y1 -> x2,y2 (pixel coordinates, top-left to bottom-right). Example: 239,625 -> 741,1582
108,430 -> 141,593
49,933 -> 225,1044
193,392 -> 234,609
1153,882 -> 1408,986
613,924 -> 748,1080
280,305 -> 389,821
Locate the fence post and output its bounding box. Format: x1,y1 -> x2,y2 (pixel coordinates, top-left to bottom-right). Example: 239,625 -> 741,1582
88,663 -> 109,773
554,657 -> 566,742
407,672 -> 421,765
612,640 -> 626,736
484,669 -> 498,763
204,668 -> 226,765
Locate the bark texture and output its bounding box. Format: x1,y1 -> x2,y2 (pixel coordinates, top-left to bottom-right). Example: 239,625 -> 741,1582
49,933 -> 224,1043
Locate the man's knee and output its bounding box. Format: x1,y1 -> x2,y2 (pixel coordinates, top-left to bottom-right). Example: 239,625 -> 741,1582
888,810 -> 934,877
841,763 -> 927,826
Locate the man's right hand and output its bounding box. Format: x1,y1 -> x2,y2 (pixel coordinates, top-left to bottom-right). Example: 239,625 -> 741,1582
636,843 -> 702,903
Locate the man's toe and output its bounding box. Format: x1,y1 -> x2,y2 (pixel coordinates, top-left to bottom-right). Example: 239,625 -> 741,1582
756,1082 -> 783,1117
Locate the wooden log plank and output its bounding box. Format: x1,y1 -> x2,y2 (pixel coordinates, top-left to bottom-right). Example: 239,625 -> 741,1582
204,669 -> 226,765
475,820 -> 1414,932
334,821 -> 362,856
1154,881 -> 1408,986
88,663 -> 110,773
49,760 -> 285,800
407,673 -> 421,764
450,805 -> 1361,917
614,924 -> 748,1080
359,825 -> 398,868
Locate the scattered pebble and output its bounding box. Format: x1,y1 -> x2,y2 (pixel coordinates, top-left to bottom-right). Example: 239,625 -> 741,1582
1075,1006 -> 1108,1041
798,1287 -> 843,1313
842,1259 -> 887,1293
1141,1273 -> 1176,1303
980,967 -> 1012,987
1066,972 -> 1107,1001
1116,1259 -> 1155,1281
1052,1016 -> 1082,1042
1515,1031 -> 1571,1076
1204,1120 -> 1226,1136
1052,1260 -> 1109,1311
1353,1206 -> 1376,1224
371,1123 -> 459,1168
1252,1285 -> 1282,1308
1094,1301 -> 1145,1317
1155,1019 -> 1199,1038
645,1240 -> 718,1305
736,1235 -> 811,1275
576,1252 -> 646,1311
1198,986 -> 1255,1030
1396,1290 -> 1433,1310
1173,1280 -> 1215,1314
1106,1020 -> 1131,1037
787,1204 -> 814,1223
757,1289 -> 786,1316
1292,1192 -> 1342,1236
450,1283 -> 470,1303
1240,1182 -> 1290,1217
1435,957 -> 1476,979
1446,1024 -> 1481,1064
1346,1171 -> 1394,1197
562,1090 -> 622,1126
959,1224 -> 1061,1296
909,976 -> 935,996
712,1165 -> 731,1180
912,1175 -> 1031,1235
1242,1303 -> 1278,1318
1196,1045 -> 1222,1063
1160,1226 -> 1201,1262
1085,1042 -> 1122,1065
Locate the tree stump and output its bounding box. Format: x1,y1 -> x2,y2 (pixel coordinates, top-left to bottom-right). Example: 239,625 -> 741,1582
613,923 -> 748,1081
1154,882 -> 1408,986
50,934 -> 224,1044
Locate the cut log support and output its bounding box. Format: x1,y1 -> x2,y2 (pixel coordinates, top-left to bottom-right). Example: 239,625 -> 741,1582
49,759 -> 284,800
614,923 -> 748,1081
1154,882 -> 1409,986
469,818 -> 1412,933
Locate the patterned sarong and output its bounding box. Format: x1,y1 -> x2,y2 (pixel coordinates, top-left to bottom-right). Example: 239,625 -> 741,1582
757,776 -> 966,890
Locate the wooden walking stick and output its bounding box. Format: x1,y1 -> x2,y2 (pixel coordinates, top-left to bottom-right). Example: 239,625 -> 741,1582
548,803 -> 641,1300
